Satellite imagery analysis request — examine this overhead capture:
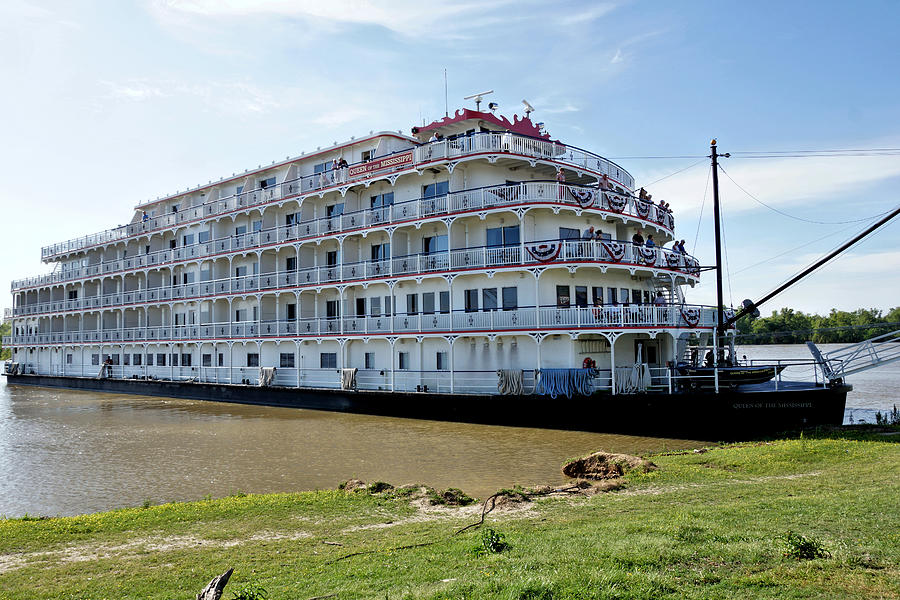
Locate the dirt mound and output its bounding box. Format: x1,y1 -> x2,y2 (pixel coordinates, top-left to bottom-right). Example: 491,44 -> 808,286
339,479 -> 368,492
562,452 -> 657,480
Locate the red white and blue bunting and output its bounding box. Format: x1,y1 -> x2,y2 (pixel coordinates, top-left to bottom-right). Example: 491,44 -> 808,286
665,252 -> 682,267
601,241 -> 626,262
570,188 -> 595,208
634,200 -> 651,219
684,257 -> 700,276
680,307 -> 701,328
526,242 -> 562,263
638,247 -> 658,265
604,192 -> 628,213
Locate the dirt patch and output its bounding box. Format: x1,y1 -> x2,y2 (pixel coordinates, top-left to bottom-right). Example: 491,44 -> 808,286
562,452 -> 657,480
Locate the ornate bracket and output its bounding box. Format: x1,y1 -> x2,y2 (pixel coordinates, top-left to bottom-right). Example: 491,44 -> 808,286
487,155 -> 499,163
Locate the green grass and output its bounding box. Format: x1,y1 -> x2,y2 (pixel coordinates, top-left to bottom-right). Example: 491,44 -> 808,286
1,427 -> 898,599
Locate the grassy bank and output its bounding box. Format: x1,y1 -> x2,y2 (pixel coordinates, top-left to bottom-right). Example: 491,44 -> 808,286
1,427 -> 898,599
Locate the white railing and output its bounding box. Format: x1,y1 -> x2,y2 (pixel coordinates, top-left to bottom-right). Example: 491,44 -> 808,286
17,181 -> 673,291
3,304 -> 717,347
8,239 -> 699,318
38,132 -> 637,261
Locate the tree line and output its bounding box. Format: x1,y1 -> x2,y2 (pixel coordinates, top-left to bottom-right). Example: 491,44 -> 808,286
735,307 -> 900,345
0,322 -> 9,360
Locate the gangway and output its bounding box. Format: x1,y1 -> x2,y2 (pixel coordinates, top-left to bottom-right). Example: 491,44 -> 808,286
807,329 -> 900,380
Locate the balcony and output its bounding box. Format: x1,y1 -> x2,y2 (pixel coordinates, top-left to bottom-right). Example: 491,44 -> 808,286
9,238 -> 700,319
3,303 -> 718,348
39,132 -> 638,261
15,181 -> 675,291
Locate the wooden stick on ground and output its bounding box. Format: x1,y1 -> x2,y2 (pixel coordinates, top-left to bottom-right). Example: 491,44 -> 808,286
196,568 -> 234,600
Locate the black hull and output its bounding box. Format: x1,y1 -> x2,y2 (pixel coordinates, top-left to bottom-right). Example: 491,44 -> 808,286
2,374 -> 848,439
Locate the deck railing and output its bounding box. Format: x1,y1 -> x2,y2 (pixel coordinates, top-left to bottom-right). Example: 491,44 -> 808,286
8,238 -> 699,318
15,182 -> 674,291
2,303 -> 716,347
38,132 -> 638,261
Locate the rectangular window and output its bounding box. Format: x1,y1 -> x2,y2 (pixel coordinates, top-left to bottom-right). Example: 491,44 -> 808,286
436,351 -> 448,371
630,288 -> 641,304
556,285 -> 571,308
124,354 -> 130,366
398,352 -> 410,370
326,250 -> 338,266
259,176 -> 276,189
371,243 -> 390,261
218,353 -> 224,367
406,293 -> 418,315
643,290 -> 651,304
320,352 -> 337,369
356,297 -> 366,317
252,220 -> 262,232
422,292 -> 435,314
68,290 -> 78,300
286,256 -> 297,271
326,203 -> 344,217
147,353 -> 154,366
235,309 -> 247,322
608,287 -> 618,305
92,353 -> 100,366
286,303 -> 296,320
422,235 -> 448,254
486,225 -> 520,247
361,149 -> 372,161
423,181 -> 449,198
365,352 -> 375,369
247,353 -> 259,367
183,234 -> 195,246
559,227 -> 580,240
285,212 -> 299,226
313,162 -> 327,174
326,300 -> 338,319
235,265 -> 248,278
464,289 -> 478,312
202,354 -> 212,367
181,354 -> 192,367
439,291 -> 450,314
575,286 -> 588,308
280,353 -> 295,368
236,185 -> 244,194
370,296 -> 381,317
170,239 -> 177,249
502,286 -> 518,310
482,288 -> 498,311
157,353 -> 166,366
370,192 -> 394,208
66,353 -> 73,364
182,272 -> 195,284
133,354 -> 142,366
171,354 -> 179,367
620,288 -> 630,304
384,295 -> 392,316
234,225 -> 247,236
592,286 -> 603,305
198,230 -> 210,243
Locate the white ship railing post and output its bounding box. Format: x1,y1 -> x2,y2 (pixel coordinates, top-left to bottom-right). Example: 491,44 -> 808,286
609,333 -> 617,395
713,326 -> 720,393
449,336 -> 456,394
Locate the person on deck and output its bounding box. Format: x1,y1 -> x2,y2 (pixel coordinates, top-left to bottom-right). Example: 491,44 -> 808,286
557,169 -> 566,199
632,230 -> 644,246
645,235 -> 656,248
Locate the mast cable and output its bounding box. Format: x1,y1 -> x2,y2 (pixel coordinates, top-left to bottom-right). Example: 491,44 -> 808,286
717,169 -> 735,308
692,164 -> 712,255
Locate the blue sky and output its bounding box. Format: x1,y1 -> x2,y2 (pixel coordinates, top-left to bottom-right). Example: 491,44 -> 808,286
2,0 -> 899,317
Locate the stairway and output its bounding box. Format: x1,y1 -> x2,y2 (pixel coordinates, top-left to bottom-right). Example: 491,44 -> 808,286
808,329 -> 900,380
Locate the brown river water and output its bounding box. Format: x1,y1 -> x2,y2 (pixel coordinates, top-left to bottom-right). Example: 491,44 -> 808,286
1,344 -> 895,517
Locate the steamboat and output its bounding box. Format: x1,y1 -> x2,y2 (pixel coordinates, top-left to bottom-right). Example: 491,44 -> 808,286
3,98 -> 868,435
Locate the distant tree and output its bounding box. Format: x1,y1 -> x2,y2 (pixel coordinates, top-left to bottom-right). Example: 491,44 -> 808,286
0,321 -> 10,360
735,307 -> 899,344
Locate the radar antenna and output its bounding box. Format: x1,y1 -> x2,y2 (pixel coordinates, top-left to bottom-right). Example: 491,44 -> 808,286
463,90 -> 494,111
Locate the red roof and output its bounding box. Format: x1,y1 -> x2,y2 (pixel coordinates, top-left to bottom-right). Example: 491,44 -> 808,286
416,109 -> 551,140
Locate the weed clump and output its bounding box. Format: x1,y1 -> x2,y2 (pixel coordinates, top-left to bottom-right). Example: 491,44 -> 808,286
782,531 -> 830,560
473,527 -> 509,556
428,487 -> 475,506
875,404 -> 900,426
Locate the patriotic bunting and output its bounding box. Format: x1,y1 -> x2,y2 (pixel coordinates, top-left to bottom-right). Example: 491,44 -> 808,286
570,188 -> 595,208
680,307 -> 701,328
665,252 -> 682,267
526,242 -> 562,262
601,241 -> 626,262
634,200 -> 651,219
604,192 -> 628,213
639,247 -> 658,265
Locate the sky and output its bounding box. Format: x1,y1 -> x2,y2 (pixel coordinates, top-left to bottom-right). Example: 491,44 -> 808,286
1,0 -> 899,319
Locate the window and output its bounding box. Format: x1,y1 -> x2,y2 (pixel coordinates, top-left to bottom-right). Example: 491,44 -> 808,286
486,225 -> 520,247
384,295 -> 392,316
218,353 -> 224,367
370,296 -> 381,317
247,353 -> 259,367
68,290 -> 78,300
183,234 -> 195,246
181,354 -> 192,367
422,235 -> 448,254
422,292 -> 435,314
356,298 -> 366,317
371,243 -> 390,261
608,287 -> 618,305
365,352 -> 375,369
66,353 -> 73,364
286,256 -> 297,271
171,354 -> 179,367
235,309 -> 247,322
285,212 -> 299,225
436,351 -> 448,371
326,203 -> 344,217
157,353 -> 166,366
234,225 -> 247,236
202,354 -> 212,367
326,250 -> 339,266
465,289 -> 479,312
171,203 -> 180,213
92,354 -> 100,366
439,291 -> 450,314
502,286 -> 518,310
361,149 -> 373,161
556,285 -> 571,308
124,354 -> 130,366
182,272 -> 195,284
482,288 -> 498,311
423,181 -> 449,198
370,192 -> 394,209
326,300 -> 339,319
320,352 -> 337,369
286,303 -> 296,320
313,162 -> 328,174
147,353 -> 154,366
170,239 -> 177,249
406,293 -> 418,315
575,286 -> 588,308
632,289 -> 642,304
620,288 -> 630,304
236,185 -> 244,194
559,227 -> 580,240
398,352 -> 410,370
252,220 -> 262,232
235,266 -> 248,278
198,230 -> 210,243
592,287 -> 603,305
280,353 -> 295,368
259,176 -> 276,189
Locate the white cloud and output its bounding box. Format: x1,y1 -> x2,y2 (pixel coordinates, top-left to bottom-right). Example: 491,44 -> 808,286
556,3 -> 617,26
610,48 -> 623,64
103,80 -> 168,101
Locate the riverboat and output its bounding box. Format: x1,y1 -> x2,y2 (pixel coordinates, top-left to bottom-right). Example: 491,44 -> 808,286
1,102 -> 850,435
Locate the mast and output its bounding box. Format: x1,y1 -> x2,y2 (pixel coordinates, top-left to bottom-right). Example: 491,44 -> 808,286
710,140 -> 727,339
